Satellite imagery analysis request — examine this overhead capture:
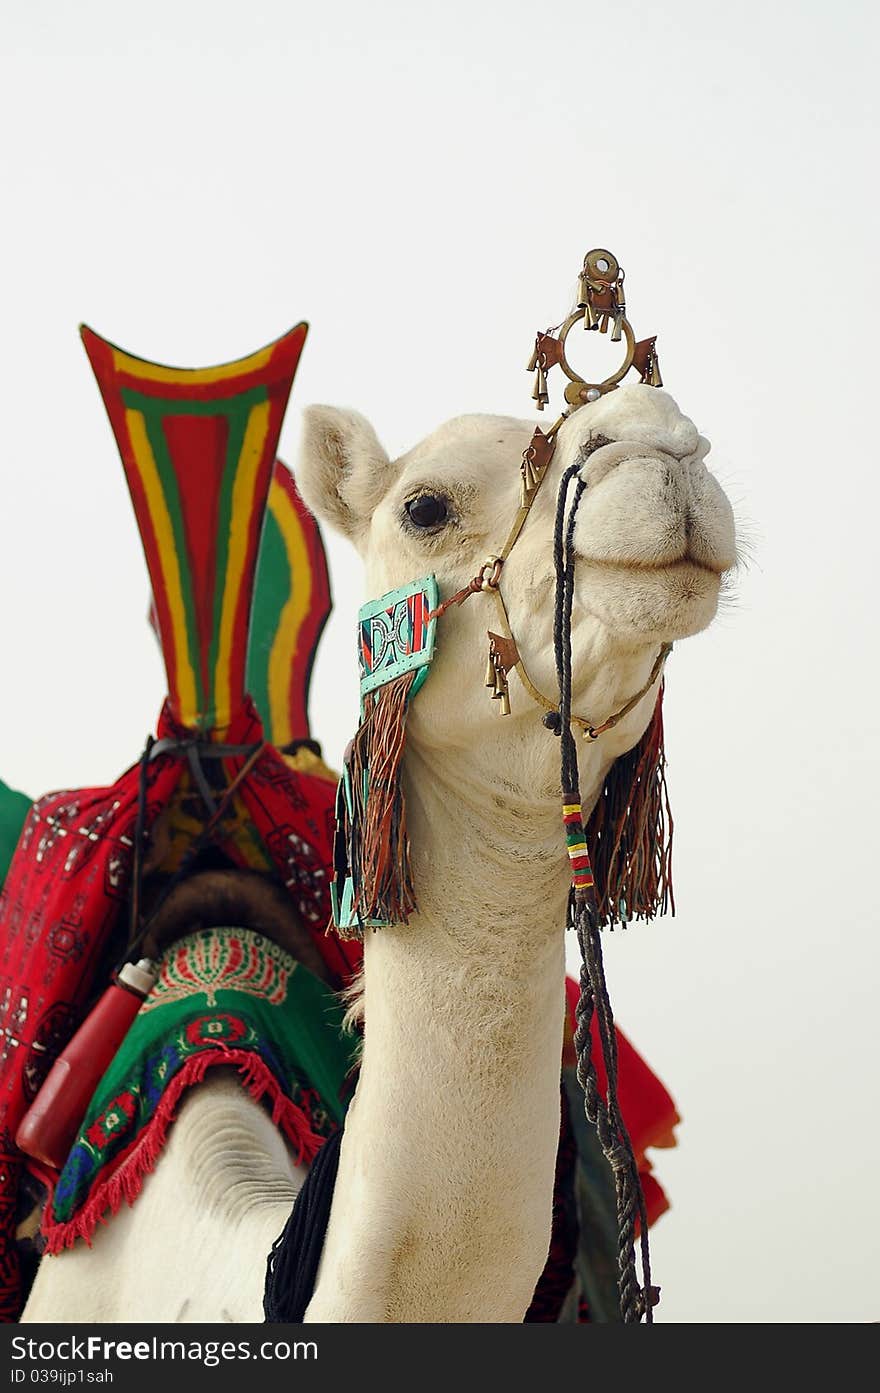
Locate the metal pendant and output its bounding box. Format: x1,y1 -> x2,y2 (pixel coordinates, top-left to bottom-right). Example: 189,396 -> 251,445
485,632 -> 520,717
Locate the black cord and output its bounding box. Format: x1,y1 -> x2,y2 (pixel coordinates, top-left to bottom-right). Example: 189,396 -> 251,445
551,462 -> 656,1324
264,1127 -> 344,1322
126,735 -> 155,953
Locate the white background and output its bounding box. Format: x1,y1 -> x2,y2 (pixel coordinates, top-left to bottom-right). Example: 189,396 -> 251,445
1,0 -> 877,1323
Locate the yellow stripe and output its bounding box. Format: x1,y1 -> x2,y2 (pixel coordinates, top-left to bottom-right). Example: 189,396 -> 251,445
213,400 -> 271,729
567,842 -> 588,856
125,409 -> 197,721
111,342 -> 275,386
562,803 -> 582,816
266,483 -> 313,745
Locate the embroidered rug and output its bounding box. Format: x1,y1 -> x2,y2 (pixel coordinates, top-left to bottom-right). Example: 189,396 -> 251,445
42,927 -> 357,1253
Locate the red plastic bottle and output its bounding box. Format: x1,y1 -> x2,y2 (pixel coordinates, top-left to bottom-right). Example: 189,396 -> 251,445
16,958 -> 157,1171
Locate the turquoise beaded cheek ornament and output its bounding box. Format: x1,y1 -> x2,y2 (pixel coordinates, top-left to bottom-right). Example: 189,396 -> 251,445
331,576 -> 438,935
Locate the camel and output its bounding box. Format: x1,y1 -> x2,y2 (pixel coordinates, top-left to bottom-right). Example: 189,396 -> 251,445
23,383 -> 735,1323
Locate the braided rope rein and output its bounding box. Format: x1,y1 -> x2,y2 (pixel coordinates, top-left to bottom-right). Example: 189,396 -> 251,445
553,462 -> 657,1324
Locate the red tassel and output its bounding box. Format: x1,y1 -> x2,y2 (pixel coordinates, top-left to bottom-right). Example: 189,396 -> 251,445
336,670 -> 418,932
585,689 -> 674,927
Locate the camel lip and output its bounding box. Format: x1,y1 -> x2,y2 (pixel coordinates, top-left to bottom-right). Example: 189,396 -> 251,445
576,553 -> 727,580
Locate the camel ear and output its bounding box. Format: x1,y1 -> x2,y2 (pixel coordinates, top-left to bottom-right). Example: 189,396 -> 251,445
296,406 -> 395,542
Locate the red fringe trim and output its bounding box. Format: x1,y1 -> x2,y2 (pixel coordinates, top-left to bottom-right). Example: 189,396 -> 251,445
41,1048 -> 328,1255
338,670 -> 417,933
585,687 -> 674,926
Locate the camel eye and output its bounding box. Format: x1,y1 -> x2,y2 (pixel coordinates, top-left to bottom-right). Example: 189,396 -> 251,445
405,494 -> 449,530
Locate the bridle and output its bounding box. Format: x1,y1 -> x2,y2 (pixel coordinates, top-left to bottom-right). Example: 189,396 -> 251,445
427,247 -> 671,740
428,412 -> 672,739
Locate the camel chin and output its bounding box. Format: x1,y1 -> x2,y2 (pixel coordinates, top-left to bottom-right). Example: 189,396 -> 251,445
574,558 -> 725,644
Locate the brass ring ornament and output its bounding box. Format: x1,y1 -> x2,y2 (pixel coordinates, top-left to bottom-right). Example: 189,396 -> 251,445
557,310 -> 636,406
528,247 -> 661,416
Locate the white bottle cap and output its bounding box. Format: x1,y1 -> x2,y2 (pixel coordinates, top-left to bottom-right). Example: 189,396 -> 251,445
117,958 -> 158,998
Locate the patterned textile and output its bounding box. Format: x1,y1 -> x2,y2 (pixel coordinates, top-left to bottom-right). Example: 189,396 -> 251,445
81,325 -> 309,734
357,577 -> 438,701
0,697 -> 362,1321
43,927 -> 356,1250
247,461 -> 332,747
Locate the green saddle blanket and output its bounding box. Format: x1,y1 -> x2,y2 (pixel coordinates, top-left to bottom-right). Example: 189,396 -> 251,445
43,927 -> 356,1251
0,777 -> 30,887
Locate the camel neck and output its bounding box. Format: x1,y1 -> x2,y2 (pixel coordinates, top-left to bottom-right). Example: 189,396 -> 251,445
305,740 -> 571,1323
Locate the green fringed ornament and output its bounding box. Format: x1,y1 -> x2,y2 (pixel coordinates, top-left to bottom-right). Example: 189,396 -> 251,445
331,576 -> 439,935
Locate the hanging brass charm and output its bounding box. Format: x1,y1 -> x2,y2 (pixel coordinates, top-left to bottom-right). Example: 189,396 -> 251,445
485,638 -> 511,715
610,277 -> 626,341
632,336 -> 662,388
528,248 -> 661,413
522,449 -> 538,498
520,427 -> 555,507
485,632 -> 520,717
532,362 -> 548,410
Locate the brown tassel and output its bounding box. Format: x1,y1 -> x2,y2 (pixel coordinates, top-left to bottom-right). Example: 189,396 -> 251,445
336,670 -> 418,932
584,688 -> 673,927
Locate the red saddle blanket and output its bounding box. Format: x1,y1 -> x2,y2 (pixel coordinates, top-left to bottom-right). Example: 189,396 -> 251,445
0,696 -> 361,1322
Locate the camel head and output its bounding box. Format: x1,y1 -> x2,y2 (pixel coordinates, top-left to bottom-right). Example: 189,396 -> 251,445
297,384 -> 735,802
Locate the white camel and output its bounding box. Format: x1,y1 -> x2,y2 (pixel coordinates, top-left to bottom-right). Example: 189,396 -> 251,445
23,384 -> 735,1323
